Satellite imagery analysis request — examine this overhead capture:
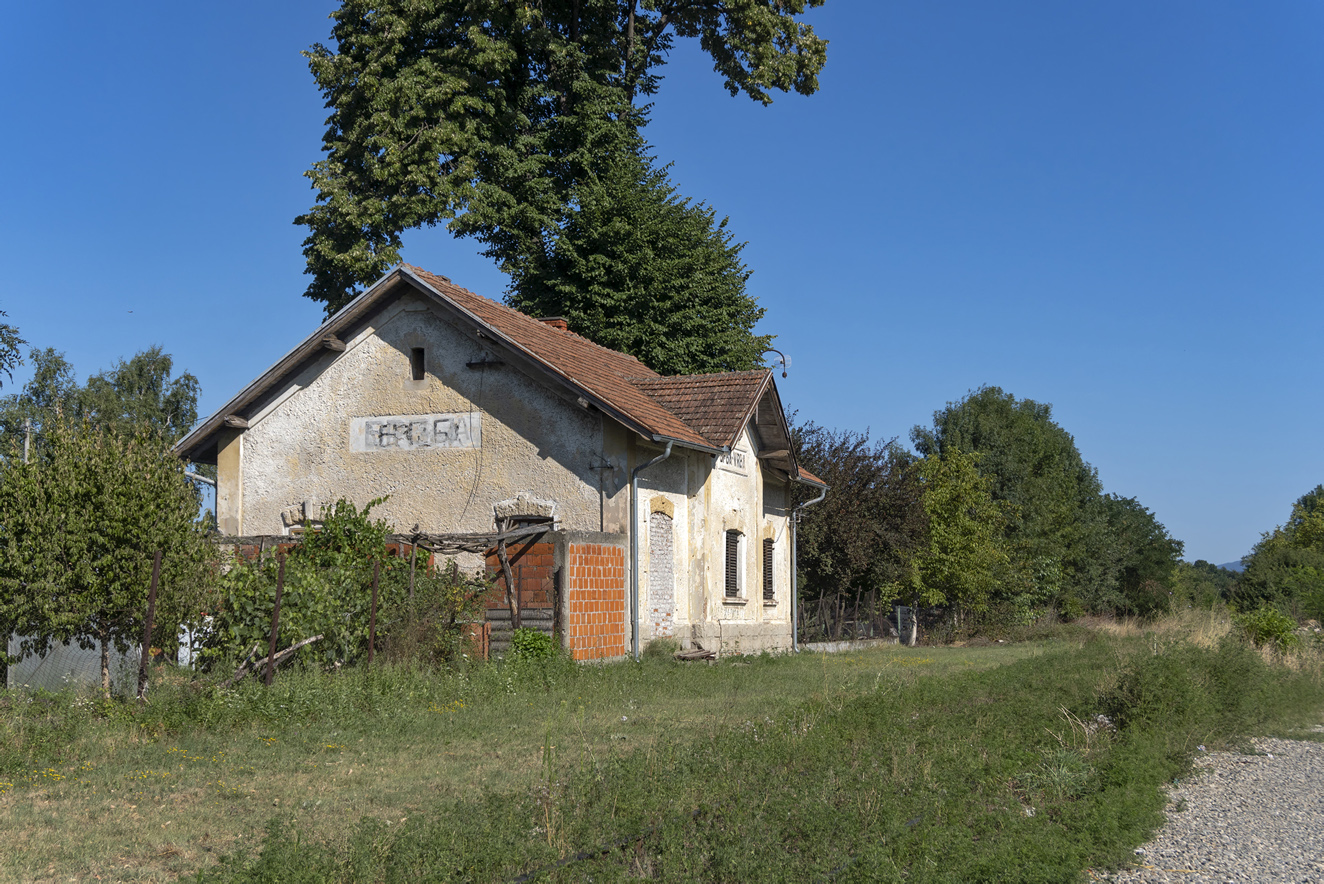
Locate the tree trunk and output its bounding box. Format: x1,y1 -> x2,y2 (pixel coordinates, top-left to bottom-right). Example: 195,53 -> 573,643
624,0 -> 636,98
99,622 -> 111,698
497,526 -> 521,631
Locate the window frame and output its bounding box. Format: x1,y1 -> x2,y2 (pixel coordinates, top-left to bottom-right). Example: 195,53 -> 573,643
724,529 -> 744,600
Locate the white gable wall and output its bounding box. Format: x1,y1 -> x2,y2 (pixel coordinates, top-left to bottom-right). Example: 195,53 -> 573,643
233,293 -> 618,539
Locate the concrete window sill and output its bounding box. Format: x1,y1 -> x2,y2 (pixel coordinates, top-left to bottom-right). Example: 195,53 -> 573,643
722,598 -> 747,606
762,600 -> 777,607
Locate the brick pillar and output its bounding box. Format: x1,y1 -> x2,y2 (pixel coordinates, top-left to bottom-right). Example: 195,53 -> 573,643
566,541 -> 627,660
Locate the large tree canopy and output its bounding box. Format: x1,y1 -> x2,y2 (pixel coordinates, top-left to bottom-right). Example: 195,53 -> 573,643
298,0 -> 827,370
790,421 -> 927,607
506,149 -> 769,374
1100,494 -> 1184,618
907,447 -> 1008,615
1234,483 -> 1324,618
82,346 -> 200,444
0,348 -> 80,459
912,386 -> 1114,610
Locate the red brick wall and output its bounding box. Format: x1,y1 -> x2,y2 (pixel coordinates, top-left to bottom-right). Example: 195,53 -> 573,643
483,541 -> 556,610
566,542 -> 626,660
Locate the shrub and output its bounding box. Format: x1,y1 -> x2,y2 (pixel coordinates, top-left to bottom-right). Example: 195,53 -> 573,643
201,499 -> 489,670
1233,606 -> 1299,653
510,627 -> 557,663
642,637 -> 680,658
378,560 -> 489,666
1103,643 -> 1210,736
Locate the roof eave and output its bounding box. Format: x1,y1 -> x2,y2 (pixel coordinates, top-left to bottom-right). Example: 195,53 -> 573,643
399,266 -> 710,449
173,266 -> 409,462
647,433 -> 726,456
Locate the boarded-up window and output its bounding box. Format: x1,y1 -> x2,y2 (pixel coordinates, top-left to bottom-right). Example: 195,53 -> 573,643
763,538 -> 775,601
648,511 -> 675,636
725,530 -> 742,598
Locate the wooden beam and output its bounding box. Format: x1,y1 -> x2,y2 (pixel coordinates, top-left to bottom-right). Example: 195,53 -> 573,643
223,415 -> 249,429
320,334 -> 346,352
757,449 -> 790,459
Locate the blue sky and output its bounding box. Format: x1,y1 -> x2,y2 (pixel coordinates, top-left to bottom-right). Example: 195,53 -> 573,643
1,2 -> 1319,564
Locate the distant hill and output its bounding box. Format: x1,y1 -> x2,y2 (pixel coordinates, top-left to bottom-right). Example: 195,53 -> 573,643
1218,561 -> 1245,573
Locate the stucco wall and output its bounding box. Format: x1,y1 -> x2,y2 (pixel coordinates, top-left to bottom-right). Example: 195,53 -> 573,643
635,428 -> 793,655
691,427 -> 792,653
235,293 -> 620,537
217,291 -> 796,656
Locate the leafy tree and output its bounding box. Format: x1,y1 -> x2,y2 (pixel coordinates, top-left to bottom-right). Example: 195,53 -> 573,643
297,0 -> 827,366
0,347 -> 200,463
1253,484 -> 1324,558
790,421 -> 927,614
507,149 -> 769,374
82,346 -> 200,444
0,418 -> 210,694
907,448 -> 1008,617
1235,483 -> 1324,619
1172,560 -> 1238,610
0,347 -> 80,457
1100,494 -> 1184,618
912,386 -> 1114,611
0,310 -> 23,389
1232,547 -> 1324,620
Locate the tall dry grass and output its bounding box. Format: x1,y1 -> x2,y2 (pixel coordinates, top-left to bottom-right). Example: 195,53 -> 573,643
1075,607 -> 1233,647
1078,606 -> 1324,680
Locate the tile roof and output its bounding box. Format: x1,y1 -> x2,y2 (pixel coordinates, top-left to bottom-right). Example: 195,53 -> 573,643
177,263 -> 825,487
406,267 -> 822,486
628,371 -> 770,451
404,266 -> 711,449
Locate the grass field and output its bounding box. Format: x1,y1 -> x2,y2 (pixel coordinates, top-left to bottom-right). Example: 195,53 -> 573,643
2,617 -> 1322,883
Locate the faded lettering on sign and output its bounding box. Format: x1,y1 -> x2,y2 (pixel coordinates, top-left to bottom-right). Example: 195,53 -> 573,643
351,413 -> 481,452
716,448 -> 749,476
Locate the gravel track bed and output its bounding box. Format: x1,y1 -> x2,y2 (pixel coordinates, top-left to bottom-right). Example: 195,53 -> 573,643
1103,728 -> 1324,883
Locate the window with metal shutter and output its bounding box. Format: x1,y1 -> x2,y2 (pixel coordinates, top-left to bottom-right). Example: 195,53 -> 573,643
725,530 -> 741,597
763,538 -> 774,601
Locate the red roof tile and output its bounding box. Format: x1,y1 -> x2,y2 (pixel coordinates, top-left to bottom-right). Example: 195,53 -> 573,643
178,264 -> 825,489
405,266 -> 712,448
628,371 -> 770,450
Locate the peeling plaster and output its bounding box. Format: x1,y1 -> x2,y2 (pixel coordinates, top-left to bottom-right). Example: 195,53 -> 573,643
216,291 -> 795,654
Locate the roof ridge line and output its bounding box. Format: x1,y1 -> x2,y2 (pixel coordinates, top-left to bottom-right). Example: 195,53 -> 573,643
406,265 -> 657,375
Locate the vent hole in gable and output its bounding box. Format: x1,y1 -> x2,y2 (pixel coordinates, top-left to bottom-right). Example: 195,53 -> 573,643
410,347 -> 426,381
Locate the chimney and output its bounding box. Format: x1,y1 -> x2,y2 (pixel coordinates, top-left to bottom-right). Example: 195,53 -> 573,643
539,316 -> 569,332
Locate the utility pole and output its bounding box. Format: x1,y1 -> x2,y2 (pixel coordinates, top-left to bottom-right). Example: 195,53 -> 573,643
22,418 -> 31,464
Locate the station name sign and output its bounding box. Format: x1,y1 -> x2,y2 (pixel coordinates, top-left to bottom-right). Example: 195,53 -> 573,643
351,413 -> 481,452
716,447 -> 749,476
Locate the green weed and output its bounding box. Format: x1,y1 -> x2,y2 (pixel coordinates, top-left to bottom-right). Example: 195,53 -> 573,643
197,635 -> 1324,883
